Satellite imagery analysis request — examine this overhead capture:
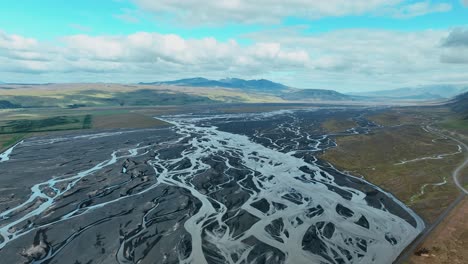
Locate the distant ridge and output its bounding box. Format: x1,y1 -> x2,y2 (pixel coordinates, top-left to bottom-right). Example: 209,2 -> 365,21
139,77 -> 289,93
350,85 -> 468,100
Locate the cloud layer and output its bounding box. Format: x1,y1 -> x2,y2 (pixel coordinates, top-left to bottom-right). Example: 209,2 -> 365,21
0,30 -> 309,80
132,0 -> 452,24
1,27 -> 467,91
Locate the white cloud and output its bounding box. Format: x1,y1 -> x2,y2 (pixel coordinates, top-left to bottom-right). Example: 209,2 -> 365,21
0,30 -> 309,80
462,0 -> 468,7
247,28 -> 446,72
60,32 -> 309,69
131,0 -> 451,24
0,31 -> 38,51
389,1 -> 452,18
244,28 -> 468,90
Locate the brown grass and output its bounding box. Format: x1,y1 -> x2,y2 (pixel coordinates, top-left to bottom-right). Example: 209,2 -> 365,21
322,118 -> 357,133
321,124 -> 463,223
368,107 -> 452,127
409,197 -> 468,264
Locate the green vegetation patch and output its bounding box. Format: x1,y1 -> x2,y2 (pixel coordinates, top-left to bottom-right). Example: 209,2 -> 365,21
0,115 -> 92,134
440,117 -> 468,131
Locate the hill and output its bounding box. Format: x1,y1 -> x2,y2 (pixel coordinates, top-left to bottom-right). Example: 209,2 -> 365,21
139,77 -> 289,93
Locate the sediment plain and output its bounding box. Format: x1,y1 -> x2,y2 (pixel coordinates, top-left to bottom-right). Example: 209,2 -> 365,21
0,108 -> 425,264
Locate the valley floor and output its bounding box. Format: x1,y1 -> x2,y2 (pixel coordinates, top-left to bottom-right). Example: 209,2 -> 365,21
0,104 -> 466,263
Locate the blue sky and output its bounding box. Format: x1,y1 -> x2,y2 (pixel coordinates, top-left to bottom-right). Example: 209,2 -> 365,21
0,0 -> 467,91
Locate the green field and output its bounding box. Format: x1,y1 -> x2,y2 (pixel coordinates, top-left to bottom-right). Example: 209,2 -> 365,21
0,115 -> 92,134
0,133 -> 25,149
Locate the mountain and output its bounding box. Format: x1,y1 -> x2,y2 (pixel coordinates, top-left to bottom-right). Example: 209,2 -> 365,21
449,92 -> 468,117
281,89 -> 355,101
350,85 -> 468,100
139,77 -> 289,93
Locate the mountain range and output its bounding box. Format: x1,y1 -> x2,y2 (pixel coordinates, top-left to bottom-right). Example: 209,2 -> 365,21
4,78 -> 463,104
140,77 -> 468,102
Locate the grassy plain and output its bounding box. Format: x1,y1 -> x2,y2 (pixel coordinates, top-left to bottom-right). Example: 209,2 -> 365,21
438,116 -> 468,135
0,107 -> 171,152
321,107 -> 468,263
322,118 -> 357,133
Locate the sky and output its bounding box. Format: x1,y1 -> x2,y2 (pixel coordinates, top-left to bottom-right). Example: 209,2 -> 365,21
0,0 -> 468,92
